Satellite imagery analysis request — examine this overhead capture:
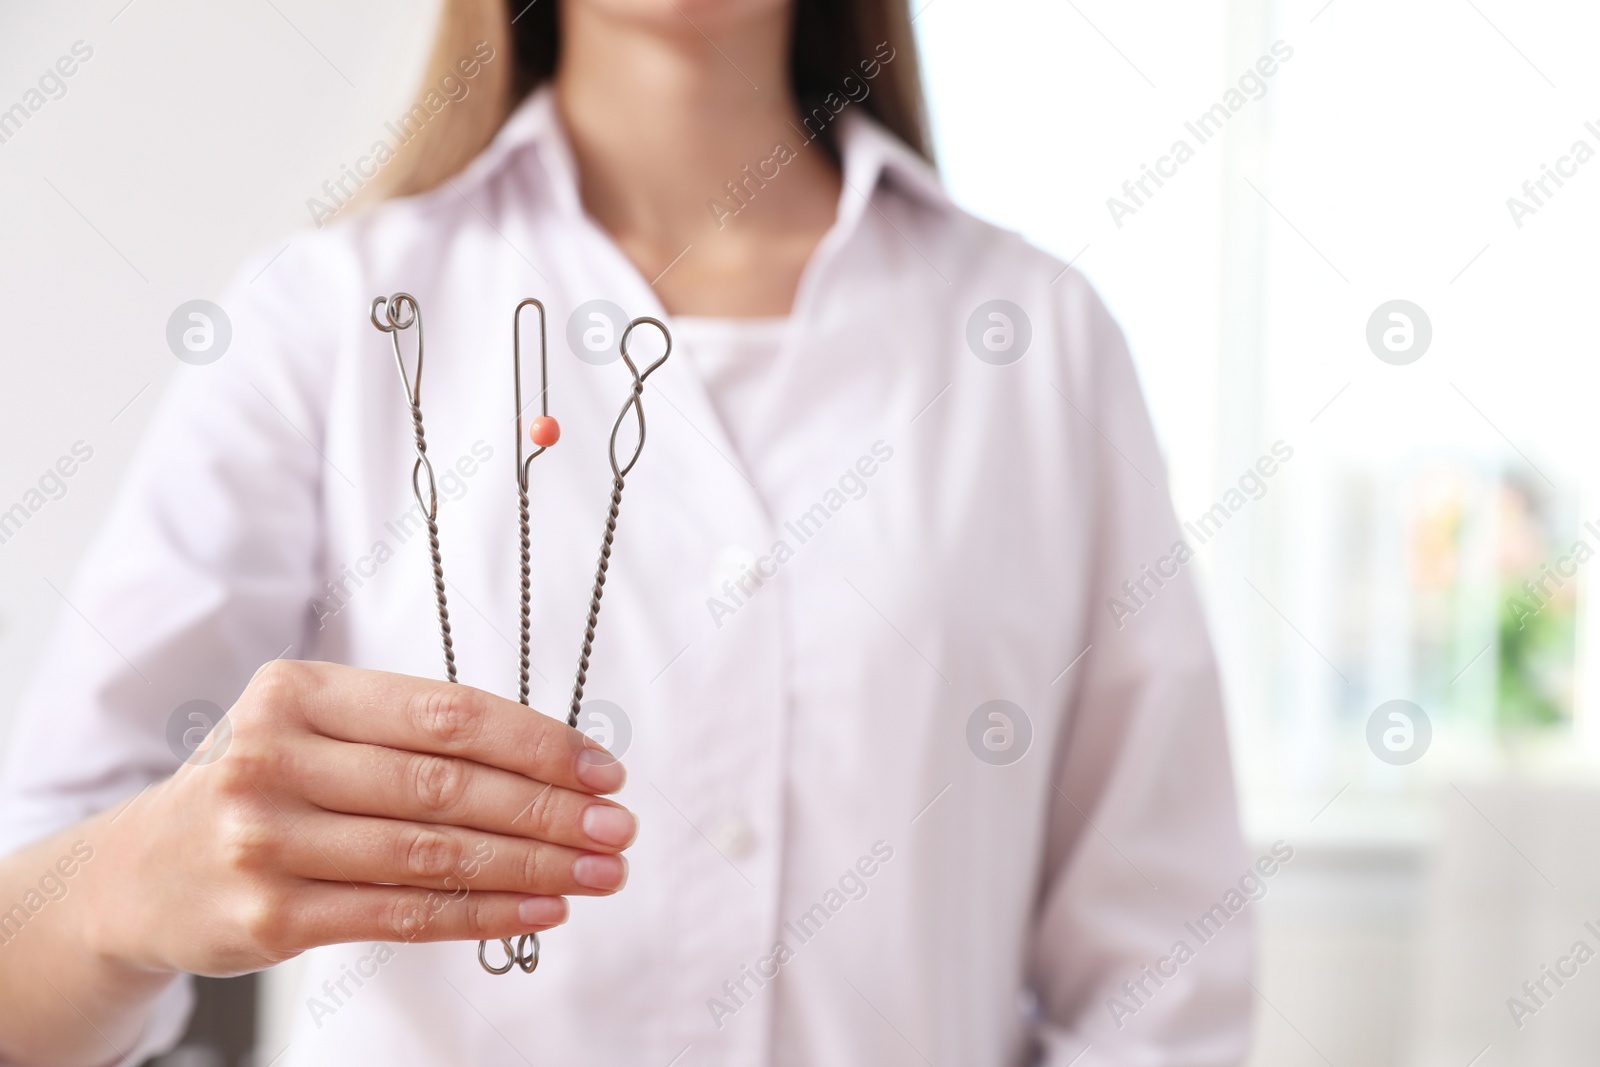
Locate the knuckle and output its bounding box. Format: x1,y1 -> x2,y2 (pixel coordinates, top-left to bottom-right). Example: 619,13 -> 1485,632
400,826 -> 460,882
207,754 -> 250,797
526,723 -> 557,775
217,808 -> 279,874
528,723 -> 572,780
417,686 -> 487,749
209,744 -> 270,797
248,659 -> 307,716
386,890 -> 441,942
407,753 -> 468,816
238,886 -> 295,952
384,893 -> 424,941
462,893 -> 496,939
520,843 -> 553,890
519,783 -> 558,839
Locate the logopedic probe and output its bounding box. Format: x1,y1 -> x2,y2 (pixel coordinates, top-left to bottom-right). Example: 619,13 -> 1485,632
370,291 -> 670,974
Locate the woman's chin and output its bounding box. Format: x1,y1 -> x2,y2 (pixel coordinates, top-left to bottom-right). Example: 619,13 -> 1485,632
569,0 -> 790,34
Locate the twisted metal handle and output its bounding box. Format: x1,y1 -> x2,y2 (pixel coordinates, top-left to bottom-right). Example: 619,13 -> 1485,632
513,299 -> 552,707
517,486 -> 533,706
569,478 -> 624,726
568,317 -> 671,725
372,293 -> 456,683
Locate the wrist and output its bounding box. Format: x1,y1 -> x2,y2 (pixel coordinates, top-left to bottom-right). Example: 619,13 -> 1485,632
68,794 -> 174,980
0,811 -> 177,1066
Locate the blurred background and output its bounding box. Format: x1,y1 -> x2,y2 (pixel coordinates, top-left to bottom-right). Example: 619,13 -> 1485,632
3,0 -> 1599,1064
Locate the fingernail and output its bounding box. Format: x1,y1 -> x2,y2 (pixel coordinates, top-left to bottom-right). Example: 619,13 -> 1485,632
576,748 -> 626,792
582,804 -> 638,848
518,896 -> 568,926
573,853 -> 628,891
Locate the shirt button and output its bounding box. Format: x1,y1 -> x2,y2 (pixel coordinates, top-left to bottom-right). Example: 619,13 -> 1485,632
709,815 -> 757,859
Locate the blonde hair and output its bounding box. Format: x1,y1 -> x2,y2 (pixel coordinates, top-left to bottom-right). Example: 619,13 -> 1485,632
382,0 -> 519,199
378,0 -> 930,202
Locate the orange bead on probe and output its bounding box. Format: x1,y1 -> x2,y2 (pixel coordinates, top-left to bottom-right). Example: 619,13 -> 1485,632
528,416 -> 561,448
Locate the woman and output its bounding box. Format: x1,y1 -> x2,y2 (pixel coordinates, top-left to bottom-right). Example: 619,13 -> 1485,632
0,1 -> 1253,1064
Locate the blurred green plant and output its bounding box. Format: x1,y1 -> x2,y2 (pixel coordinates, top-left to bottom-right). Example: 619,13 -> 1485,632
1496,575 -> 1575,731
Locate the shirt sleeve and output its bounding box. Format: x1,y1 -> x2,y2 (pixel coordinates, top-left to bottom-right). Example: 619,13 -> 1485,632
0,238 -> 347,1064
1028,276 -> 1255,1066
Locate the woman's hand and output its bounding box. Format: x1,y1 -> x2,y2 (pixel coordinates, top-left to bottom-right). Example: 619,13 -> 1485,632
74,659 -> 635,977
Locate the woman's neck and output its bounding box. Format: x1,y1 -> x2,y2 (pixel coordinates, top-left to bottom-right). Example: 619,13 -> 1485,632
553,2 -> 840,316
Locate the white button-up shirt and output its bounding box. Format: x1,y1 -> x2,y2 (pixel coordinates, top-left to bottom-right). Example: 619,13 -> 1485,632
0,89 -> 1253,1066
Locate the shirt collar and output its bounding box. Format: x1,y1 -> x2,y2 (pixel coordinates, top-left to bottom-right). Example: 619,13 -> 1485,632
458,84 -> 949,219
835,103 -> 947,212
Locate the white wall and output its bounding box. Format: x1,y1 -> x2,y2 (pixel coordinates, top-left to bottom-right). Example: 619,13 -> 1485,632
0,0 -> 438,765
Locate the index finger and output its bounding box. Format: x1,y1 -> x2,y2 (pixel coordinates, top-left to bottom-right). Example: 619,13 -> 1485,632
258,660 -> 625,794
